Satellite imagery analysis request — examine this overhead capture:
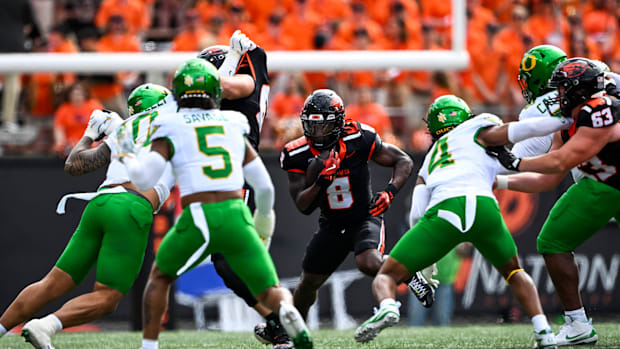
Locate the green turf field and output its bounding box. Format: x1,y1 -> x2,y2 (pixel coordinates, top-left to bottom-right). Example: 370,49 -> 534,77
3,323 -> 620,349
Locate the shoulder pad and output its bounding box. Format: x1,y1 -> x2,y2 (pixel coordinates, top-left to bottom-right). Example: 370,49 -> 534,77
476,113 -> 503,125
360,123 -> 376,133
343,121 -> 360,135
582,96 -> 612,114
284,136 -> 308,153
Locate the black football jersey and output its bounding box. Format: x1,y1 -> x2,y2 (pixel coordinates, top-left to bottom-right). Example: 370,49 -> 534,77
220,46 -> 270,150
561,95 -> 620,190
280,121 -> 383,222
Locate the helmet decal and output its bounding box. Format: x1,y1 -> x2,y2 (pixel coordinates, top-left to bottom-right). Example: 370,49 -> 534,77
561,62 -> 587,78
521,54 -> 537,72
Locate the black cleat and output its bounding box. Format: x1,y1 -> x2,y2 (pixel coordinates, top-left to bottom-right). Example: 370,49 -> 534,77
254,320 -> 294,349
408,271 -> 436,308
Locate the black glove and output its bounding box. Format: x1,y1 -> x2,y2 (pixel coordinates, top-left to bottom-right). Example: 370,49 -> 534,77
486,146 -> 521,171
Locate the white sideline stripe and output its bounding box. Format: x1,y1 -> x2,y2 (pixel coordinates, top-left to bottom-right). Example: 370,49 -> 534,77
176,203 -> 211,276
343,133 -> 361,141
289,145 -> 309,156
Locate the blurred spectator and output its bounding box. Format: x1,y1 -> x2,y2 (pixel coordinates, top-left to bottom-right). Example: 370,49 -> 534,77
54,83 -> 103,156
567,14 -> 602,61
281,0 -> 322,50
346,87 -> 399,146
308,0 -> 351,22
171,9 -> 215,51
28,25 -> 78,121
493,3 -> 532,114
336,2 -> 383,44
408,244 -> 467,327
93,16 -> 141,116
55,0 -> 98,38
0,0 -> 41,131
95,0 -> 151,34
148,0 -> 184,42
218,3 -> 258,44
419,0 -> 451,42
267,74 -> 306,149
195,0 -> 227,25
525,0 -> 568,49
582,0 -> 617,59
467,0 -> 497,35
256,13 -> 296,51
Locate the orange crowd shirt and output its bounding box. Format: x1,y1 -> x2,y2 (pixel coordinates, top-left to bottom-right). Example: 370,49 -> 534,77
54,99 -> 104,146
95,0 -> 150,33
346,103 -> 392,136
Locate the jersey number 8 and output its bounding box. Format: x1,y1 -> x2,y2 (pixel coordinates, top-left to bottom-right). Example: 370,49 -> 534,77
326,176 -> 353,209
195,125 -> 233,179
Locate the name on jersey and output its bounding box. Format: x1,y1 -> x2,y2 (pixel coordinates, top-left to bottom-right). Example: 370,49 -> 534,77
183,113 -> 227,124
336,168 -> 350,176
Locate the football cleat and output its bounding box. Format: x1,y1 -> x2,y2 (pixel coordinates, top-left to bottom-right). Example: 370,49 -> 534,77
408,271 -> 436,308
22,319 -> 55,349
555,316 -> 598,346
533,328 -> 557,349
354,303 -> 400,343
254,321 -> 294,349
278,302 -> 312,349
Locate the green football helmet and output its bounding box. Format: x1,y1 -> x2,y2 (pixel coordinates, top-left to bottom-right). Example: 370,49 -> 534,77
518,45 -> 567,103
426,95 -> 473,140
127,83 -> 171,116
172,58 -> 222,107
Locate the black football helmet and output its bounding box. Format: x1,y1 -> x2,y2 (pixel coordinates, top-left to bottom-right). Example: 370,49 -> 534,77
300,89 -> 346,150
548,57 -> 606,116
197,45 -> 228,69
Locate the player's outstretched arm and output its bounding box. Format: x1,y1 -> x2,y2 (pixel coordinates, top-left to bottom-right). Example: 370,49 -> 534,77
64,138 -> 111,176
124,138 -> 169,190
477,115 -> 572,147
519,125 -> 613,173
243,139 -> 276,241
221,74 -> 255,100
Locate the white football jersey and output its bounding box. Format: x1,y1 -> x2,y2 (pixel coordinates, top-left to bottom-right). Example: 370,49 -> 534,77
103,104 -> 175,191
149,108 -> 250,197
512,90 -> 560,158
419,113 -> 504,209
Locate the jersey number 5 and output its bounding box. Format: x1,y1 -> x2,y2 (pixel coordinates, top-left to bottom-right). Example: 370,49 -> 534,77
428,137 -> 455,174
195,125 -> 232,179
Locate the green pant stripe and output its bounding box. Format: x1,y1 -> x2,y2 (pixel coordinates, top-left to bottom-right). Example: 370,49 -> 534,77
176,203 -> 211,276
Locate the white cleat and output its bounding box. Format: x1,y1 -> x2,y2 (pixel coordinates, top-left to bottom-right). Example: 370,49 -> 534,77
354,304 -> 400,343
22,319 -> 56,349
533,328 -> 557,349
555,316 -> 598,346
278,302 -> 313,349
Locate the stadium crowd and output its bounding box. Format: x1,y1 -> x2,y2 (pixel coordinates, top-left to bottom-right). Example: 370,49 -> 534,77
0,0 -> 619,155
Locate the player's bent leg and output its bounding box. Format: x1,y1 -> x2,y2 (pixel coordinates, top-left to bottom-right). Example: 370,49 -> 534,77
142,263 -> 176,341
354,257 -> 408,343
212,253 -> 261,309
293,272 -> 330,320
354,249 -> 383,277
0,267 -> 75,334
53,282 -> 123,328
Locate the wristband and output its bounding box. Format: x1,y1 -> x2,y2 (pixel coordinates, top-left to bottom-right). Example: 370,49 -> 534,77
496,175 -> 509,190
386,183 -> 398,197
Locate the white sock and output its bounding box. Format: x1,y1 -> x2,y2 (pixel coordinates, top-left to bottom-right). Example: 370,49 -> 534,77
565,308 -> 587,323
0,323 -> 7,336
531,314 -> 551,333
42,314 -> 63,333
142,339 -> 159,349
380,298 -> 397,309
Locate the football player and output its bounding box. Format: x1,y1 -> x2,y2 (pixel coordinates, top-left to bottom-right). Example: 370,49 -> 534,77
0,84 -> 175,349
488,58 -> 620,346
121,59 -> 312,349
279,89 -> 416,320
198,32 -> 295,348
355,95 -> 574,348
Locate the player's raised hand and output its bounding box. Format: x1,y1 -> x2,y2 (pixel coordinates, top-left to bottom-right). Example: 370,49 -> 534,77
315,149 -> 341,187
369,184 -> 397,216
101,109 -> 124,136
84,109 -> 112,140
486,145 -> 521,171
229,29 -> 256,55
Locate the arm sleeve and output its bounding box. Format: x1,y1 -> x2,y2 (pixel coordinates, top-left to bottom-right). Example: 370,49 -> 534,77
153,163 -> 175,211
125,151 -> 167,191
511,134 -> 553,158
507,116 -> 572,143
244,156 -> 275,216
409,183 -> 430,227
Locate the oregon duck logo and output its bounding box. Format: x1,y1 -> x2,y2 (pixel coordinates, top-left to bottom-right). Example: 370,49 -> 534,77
184,75 -> 193,87
437,112 -> 447,123
521,54 -> 537,72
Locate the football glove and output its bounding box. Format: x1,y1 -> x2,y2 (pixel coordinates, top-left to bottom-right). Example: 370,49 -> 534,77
254,209 -> 275,249
101,109 -> 123,136
369,184 -> 397,216
315,149 -> 341,188
486,146 -> 521,171
421,263 -> 440,289
84,109 -> 110,140
229,29 -> 256,55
